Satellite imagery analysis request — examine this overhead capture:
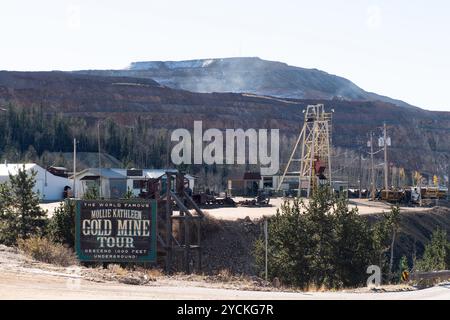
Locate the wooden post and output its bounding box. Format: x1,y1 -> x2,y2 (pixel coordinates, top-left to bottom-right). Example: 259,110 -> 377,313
448,165 -> 450,201
165,173 -> 172,272
73,138 -> 77,198
197,219 -> 201,272
185,214 -> 191,273
181,173 -> 191,273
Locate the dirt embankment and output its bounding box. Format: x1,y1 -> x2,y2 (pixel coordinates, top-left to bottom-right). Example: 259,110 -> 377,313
372,207 -> 450,265
200,207 -> 450,277
201,214 -> 262,276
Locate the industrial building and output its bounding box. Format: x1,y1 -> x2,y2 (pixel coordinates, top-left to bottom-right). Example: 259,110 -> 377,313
71,168 -> 195,199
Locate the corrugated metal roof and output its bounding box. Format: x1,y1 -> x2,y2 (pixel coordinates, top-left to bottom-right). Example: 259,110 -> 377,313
76,168 -> 126,179
0,163 -> 40,176
73,168 -> 195,180
144,169 -> 176,179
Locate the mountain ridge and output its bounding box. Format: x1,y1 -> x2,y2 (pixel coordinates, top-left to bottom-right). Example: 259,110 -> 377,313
75,57 -> 417,110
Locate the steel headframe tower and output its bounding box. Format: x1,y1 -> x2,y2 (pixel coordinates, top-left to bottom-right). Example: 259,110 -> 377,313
277,104 -> 333,197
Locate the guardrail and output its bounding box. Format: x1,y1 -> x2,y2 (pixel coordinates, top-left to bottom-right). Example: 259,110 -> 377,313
407,270 -> 450,282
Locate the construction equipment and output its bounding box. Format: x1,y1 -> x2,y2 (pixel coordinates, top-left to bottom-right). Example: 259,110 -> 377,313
237,190 -> 271,207
380,189 -> 405,203
193,192 -> 236,208
422,187 -> 447,199
410,186 -> 448,205
277,104 -> 333,197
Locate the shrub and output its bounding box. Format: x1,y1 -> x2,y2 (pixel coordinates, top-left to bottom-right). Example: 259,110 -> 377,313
18,236 -> 78,267
83,185 -> 99,200
47,200 -> 75,246
123,187 -> 135,199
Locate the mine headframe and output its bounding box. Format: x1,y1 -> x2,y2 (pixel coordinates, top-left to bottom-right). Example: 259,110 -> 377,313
277,104 -> 333,197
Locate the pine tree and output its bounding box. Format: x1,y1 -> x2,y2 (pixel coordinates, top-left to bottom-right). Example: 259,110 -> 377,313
385,206 -> 401,280
0,165 -> 47,245
416,229 -> 449,272
47,200 -> 75,246
254,187 -> 389,289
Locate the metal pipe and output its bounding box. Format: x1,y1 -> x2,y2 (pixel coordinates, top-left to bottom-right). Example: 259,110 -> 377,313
73,138 -> 77,198
384,122 -> 389,191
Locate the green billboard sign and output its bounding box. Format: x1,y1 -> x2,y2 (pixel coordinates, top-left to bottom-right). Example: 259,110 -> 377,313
75,199 -> 157,262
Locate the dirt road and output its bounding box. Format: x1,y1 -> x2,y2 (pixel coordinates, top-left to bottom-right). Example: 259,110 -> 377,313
203,198 -> 424,221
0,245 -> 449,300
40,198 -> 425,221
1,270 -> 449,300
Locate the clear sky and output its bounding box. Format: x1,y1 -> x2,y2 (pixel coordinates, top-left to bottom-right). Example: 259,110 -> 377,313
0,0 -> 449,111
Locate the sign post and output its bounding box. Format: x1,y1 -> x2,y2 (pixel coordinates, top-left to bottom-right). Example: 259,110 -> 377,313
264,218 -> 268,282
75,199 -> 157,262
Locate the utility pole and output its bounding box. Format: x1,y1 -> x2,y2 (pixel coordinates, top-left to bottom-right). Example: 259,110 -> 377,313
358,150 -> 362,198
383,122 -> 389,191
73,138 -> 77,198
447,165 -> 450,201
98,121 -> 102,199
419,175 -> 423,207
370,132 -> 376,200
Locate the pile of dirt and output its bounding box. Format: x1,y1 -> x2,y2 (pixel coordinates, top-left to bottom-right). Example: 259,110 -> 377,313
201,214 -> 262,276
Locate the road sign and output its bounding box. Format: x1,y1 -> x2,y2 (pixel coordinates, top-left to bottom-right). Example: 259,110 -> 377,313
401,270 -> 409,282
75,199 -> 157,262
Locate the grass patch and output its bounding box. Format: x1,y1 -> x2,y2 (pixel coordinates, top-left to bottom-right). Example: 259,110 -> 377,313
18,236 -> 78,267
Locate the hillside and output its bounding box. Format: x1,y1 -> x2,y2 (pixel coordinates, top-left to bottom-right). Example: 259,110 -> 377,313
0,71 -> 449,181
76,57 -> 415,109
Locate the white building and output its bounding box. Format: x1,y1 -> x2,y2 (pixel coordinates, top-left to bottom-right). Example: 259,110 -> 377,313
0,163 -> 71,201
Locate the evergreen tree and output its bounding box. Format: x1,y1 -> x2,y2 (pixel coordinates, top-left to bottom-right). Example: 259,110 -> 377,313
385,206 -> 401,280
254,187 -> 390,289
0,165 -> 47,245
416,229 -> 449,272
83,184 -> 99,200
47,200 -> 75,246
